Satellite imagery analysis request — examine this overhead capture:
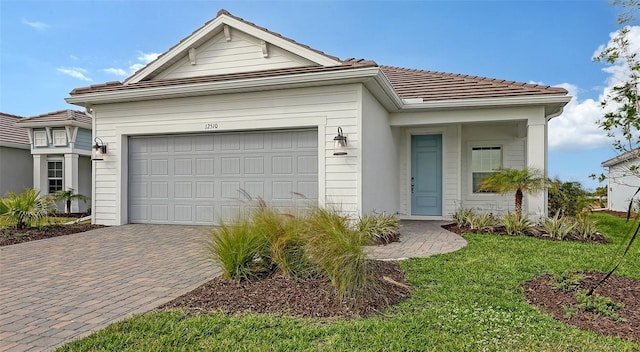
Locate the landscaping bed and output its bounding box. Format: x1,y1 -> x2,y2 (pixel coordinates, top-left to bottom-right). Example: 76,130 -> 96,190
442,223 -> 609,244
523,272 -> 640,342
159,260 -> 410,319
0,223 -> 105,247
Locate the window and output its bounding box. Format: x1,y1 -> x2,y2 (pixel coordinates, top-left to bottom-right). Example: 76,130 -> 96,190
34,131 -> 47,147
53,130 -> 67,146
48,161 -> 63,193
471,146 -> 502,193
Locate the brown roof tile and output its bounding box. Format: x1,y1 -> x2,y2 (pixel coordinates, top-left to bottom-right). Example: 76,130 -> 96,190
380,66 -> 567,101
17,109 -> 92,125
0,113 -> 29,146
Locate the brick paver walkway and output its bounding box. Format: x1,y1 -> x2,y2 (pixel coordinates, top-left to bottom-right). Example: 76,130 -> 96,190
0,221 -> 465,352
0,225 -> 218,352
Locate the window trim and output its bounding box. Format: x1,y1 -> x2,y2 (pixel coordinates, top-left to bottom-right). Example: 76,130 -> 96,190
47,159 -> 64,194
470,145 -> 503,194
52,130 -> 67,146
34,130 -> 48,147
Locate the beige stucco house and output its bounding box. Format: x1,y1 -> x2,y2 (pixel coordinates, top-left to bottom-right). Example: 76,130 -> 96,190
66,9 -> 570,226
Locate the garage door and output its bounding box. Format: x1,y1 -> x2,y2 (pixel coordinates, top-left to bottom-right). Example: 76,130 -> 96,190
128,129 -> 318,225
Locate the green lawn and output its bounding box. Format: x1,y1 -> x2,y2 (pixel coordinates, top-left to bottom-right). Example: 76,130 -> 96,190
57,213 -> 640,351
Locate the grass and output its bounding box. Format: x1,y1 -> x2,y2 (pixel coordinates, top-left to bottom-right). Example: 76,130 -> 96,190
57,213 -> 640,351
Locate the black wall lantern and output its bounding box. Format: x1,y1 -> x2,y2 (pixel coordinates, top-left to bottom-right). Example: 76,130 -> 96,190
333,127 -> 348,156
92,137 -> 107,161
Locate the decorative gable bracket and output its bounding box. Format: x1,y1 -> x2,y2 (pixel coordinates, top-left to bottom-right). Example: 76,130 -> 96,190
223,25 -> 231,41
188,48 -> 197,65
260,41 -> 269,58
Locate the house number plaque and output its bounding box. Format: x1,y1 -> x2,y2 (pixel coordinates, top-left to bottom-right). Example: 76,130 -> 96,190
204,123 -> 219,130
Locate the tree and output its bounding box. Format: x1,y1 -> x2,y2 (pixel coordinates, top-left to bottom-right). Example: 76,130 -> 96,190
477,168 -> 547,216
53,188 -> 89,215
595,0 -> 640,153
548,178 -> 591,217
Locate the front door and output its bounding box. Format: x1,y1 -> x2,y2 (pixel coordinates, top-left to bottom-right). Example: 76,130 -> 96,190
411,134 -> 442,216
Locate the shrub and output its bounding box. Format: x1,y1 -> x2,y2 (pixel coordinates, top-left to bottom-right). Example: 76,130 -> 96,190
304,206 -> 370,300
467,211 -> 497,231
252,208 -> 316,278
451,208 -> 474,228
0,189 -> 53,229
207,215 -> 267,280
356,212 -> 400,245
552,272 -> 585,292
575,291 -> 625,321
548,179 -> 590,217
542,213 -> 575,240
573,214 -> 598,240
501,212 -> 532,236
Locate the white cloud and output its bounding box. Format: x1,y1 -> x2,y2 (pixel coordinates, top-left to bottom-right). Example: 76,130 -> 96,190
548,26 -> 640,152
21,18 -> 50,30
57,67 -> 92,82
102,68 -> 128,76
137,52 -> 160,64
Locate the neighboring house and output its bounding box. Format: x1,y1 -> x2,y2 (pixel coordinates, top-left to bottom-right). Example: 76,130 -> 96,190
66,9 -> 570,226
0,113 -> 33,195
601,148 -> 640,212
15,110 -> 93,213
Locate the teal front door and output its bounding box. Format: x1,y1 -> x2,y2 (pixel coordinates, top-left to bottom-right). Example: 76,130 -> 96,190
411,135 -> 442,216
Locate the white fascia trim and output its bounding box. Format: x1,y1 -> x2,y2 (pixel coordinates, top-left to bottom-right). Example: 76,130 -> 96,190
67,67 -> 384,105
125,15 -> 341,85
0,141 -> 30,149
400,95 -> 572,111
16,121 -> 91,129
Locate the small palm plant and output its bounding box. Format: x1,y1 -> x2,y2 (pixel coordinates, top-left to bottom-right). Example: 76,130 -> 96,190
0,189 -> 54,229
477,167 -> 547,216
53,188 -> 89,214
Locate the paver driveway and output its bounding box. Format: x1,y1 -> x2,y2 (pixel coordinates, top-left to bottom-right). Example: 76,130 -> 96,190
0,225 -> 219,352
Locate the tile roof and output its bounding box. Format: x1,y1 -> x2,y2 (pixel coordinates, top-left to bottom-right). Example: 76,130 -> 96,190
0,113 -> 29,146
16,109 -> 92,126
68,9 -> 568,102
380,66 -> 568,101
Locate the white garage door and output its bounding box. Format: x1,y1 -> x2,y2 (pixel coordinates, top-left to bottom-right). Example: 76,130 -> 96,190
128,129 -> 318,225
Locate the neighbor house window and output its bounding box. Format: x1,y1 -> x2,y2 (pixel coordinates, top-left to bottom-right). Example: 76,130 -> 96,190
471,146 -> 502,193
48,161 -> 63,193
34,131 -> 47,147
53,130 -> 67,146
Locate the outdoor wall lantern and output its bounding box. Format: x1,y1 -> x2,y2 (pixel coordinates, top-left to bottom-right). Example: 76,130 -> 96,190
92,137 -> 107,161
333,127 -> 348,156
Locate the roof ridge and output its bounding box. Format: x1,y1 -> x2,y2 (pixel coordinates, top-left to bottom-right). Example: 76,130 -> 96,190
0,112 -> 26,119
19,109 -> 88,122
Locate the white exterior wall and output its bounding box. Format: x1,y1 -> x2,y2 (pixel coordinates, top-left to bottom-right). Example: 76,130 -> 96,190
155,30 -> 314,80
0,146 -> 33,195
92,84 -> 361,225
461,123 -> 526,214
77,156 -> 91,213
607,160 -> 640,212
360,87 -> 398,215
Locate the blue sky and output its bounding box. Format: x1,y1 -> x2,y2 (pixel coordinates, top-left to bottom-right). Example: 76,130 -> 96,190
0,0 -> 636,191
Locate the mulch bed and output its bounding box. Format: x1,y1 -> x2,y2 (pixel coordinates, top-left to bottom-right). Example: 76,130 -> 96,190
442,224 -> 609,244
0,224 -> 105,247
523,272 -> 640,342
158,260 -> 411,319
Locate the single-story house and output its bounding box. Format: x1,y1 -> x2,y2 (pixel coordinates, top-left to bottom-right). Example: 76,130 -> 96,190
15,110 -> 93,213
601,148 -> 640,212
66,9 -> 570,226
0,113 -> 33,196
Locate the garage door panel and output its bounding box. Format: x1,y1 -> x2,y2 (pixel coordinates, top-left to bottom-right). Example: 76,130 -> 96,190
129,129 -> 318,225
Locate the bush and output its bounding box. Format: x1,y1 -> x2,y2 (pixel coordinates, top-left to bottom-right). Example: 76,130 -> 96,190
0,188 -> 53,229
252,208 -> 316,278
467,211 -> 497,231
451,208 -> 474,227
548,179 -> 590,217
575,291 -> 625,321
542,213 -> 575,240
207,215 -> 267,280
304,206 -> 370,300
501,212 -> 532,236
573,214 -> 598,240
356,212 -> 400,245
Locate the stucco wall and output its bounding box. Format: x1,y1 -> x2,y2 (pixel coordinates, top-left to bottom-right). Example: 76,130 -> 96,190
92,84 -> 361,225
607,160 -> 640,212
0,146 -> 33,196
